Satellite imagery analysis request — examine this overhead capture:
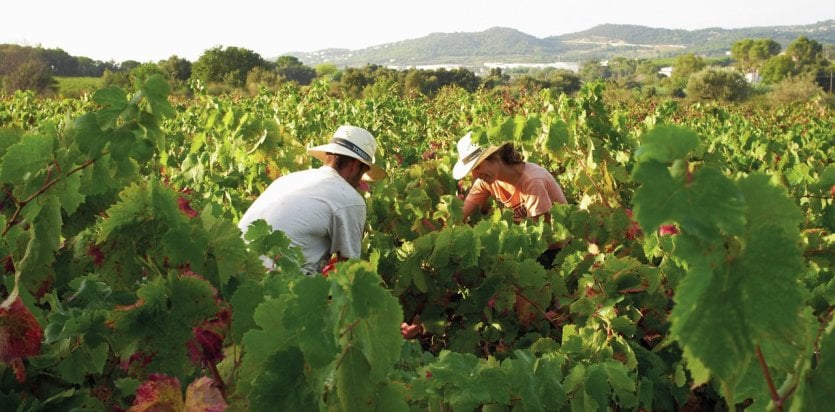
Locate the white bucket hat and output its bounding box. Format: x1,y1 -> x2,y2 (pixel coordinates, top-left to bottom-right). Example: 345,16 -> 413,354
452,132 -> 502,180
307,125 -> 387,181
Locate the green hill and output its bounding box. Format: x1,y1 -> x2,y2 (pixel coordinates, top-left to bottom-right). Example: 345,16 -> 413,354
291,20 -> 834,68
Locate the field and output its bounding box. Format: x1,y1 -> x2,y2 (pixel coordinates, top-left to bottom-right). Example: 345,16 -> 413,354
55,76 -> 103,98
0,75 -> 833,411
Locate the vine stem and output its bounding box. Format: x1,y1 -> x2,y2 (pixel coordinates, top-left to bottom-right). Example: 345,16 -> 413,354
207,361 -> 227,401
756,345 -> 783,411
513,286 -> 564,329
2,157 -> 97,237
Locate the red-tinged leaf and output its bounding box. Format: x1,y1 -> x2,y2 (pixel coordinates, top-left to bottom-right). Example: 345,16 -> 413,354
178,196 -> 198,219
184,376 -> 227,412
128,373 -> 184,412
120,351 -> 155,376
10,358 -> 25,383
2,256 -> 14,274
0,297 -> 43,382
187,307 -> 230,367
87,244 -> 105,266
658,224 -> 679,236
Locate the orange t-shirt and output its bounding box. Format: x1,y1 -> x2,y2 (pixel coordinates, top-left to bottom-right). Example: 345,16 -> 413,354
467,163 -> 566,222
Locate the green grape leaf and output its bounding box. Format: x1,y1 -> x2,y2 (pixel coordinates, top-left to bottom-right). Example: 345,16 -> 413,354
55,171 -> 84,215
162,223 -> 207,268
541,119 -> 570,157
111,275 -> 220,377
91,86 -> 128,128
502,351 -> 543,411
332,261 -> 403,383
0,128 -> 20,156
285,276 -> 337,369
140,75 -> 175,120
16,197 -> 62,285
247,347 -> 317,412
671,220 -> 806,398
790,319 -> 835,412
336,346 -> 375,411
514,115 -> 541,141
0,132 -> 52,185
229,280 -> 264,343
240,297 -> 293,380
375,382 -> 409,412
204,217 -> 250,288
738,173 -> 804,237
429,228 -> 451,267
633,162 -> 745,241
73,113 -> 108,156
584,364 -> 611,411
109,128 -> 136,161
534,353 -> 567,410
604,360 -> 638,409
53,342 -> 109,385
634,125 -> 700,163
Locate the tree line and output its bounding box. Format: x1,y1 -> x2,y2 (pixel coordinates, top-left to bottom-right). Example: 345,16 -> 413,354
1,36 -> 831,105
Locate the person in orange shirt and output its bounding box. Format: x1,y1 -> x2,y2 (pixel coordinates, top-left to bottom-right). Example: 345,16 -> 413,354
453,132 -> 567,225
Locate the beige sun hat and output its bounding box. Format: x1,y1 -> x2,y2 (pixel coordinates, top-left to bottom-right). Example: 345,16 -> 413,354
452,132 -> 502,180
307,125 -> 387,181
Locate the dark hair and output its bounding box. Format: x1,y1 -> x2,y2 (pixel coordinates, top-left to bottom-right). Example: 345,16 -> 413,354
327,152 -> 365,170
487,143 -> 524,165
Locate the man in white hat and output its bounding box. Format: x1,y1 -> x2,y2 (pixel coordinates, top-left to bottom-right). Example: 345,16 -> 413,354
237,125 -> 386,275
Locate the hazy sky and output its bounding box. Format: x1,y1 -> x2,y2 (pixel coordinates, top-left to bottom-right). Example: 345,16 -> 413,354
3,0 -> 832,62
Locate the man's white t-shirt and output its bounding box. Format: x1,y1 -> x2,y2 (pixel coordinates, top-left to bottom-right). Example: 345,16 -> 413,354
237,166 -> 366,274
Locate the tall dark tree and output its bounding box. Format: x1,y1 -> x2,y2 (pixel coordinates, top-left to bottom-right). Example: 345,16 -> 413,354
38,48 -> 79,76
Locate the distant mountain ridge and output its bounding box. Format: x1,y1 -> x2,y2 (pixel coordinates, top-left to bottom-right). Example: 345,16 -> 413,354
290,20 -> 835,69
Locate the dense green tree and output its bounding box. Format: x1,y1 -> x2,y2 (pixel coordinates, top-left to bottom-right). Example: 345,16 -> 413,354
0,44 -> 35,75
760,55 -> 796,84
579,59 -> 610,82
784,36 -> 831,89
731,38 -> 781,74
672,53 -> 706,79
314,63 -> 339,79
38,47 -> 79,76
245,66 -> 279,94
75,56 -> 112,77
275,55 -> 316,85
191,46 -> 270,87
131,63 -> 164,82
635,60 -> 663,83
786,36 -> 824,67
403,69 -> 427,96
158,55 -> 192,83
665,53 -> 706,94
685,68 -> 750,102
119,60 -> 142,72
607,57 -> 638,83
542,68 -> 582,94
481,68 -> 509,89
3,59 -> 56,95
101,68 -> 131,88
338,65 -> 381,98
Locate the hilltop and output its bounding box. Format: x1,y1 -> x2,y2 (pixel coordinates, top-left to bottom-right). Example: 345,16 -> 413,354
289,20 -> 835,69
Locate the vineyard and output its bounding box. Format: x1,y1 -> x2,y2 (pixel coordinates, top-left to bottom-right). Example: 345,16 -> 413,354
0,75 -> 833,411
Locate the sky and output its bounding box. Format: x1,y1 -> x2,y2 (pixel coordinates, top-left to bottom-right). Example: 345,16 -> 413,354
3,0 -> 832,63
